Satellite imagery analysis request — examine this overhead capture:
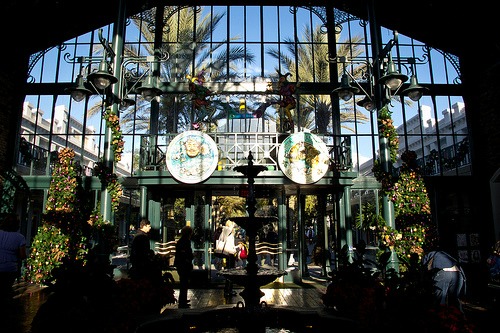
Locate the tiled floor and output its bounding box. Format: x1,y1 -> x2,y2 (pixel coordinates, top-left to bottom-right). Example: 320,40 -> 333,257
2,266 -> 498,333
161,280 -> 327,311
2,267 -> 329,333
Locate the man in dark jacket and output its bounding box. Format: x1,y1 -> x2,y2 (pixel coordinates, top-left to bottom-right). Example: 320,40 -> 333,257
130,219 -> 154,281
422,250 -> 466,312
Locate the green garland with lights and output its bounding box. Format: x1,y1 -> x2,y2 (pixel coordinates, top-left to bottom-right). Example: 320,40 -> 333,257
93,161 -> 123,212
25,148 -> 89,284
372,107 -> 436,264
95,107 -> 124,212
378,105 -> 399,162
103,108 -> 125,162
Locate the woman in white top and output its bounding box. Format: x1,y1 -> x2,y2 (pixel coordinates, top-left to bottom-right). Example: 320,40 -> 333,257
219,220 -> 237,297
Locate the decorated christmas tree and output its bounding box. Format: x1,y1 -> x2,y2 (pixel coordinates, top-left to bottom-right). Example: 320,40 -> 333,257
371,106 -> 437,265
26,148 -> 91,284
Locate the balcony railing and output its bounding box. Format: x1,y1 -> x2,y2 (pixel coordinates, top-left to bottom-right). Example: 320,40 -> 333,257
16,133 -> 354,177
139,132 -> 353,173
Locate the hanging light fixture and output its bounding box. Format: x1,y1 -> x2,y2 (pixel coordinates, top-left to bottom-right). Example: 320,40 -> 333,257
87,59 -> 118,90
378,55 -> 408,91
135,72 -> 163,102
65,74 -> 93,102
332,71 -> 359,102
402,74 -> 428,101
119,96 -> 136,111
356,95 -> 375,111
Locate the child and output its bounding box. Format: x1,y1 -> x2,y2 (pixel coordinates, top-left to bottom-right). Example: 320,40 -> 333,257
236,241 -> 248,268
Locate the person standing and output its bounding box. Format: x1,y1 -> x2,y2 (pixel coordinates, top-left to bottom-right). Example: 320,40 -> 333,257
486,240 -> 500,282
129,219 -> 154,281
174,225 -> 194,308
266,225 -> 278,266
219,220 -> 237,297
422,249 -> 466,312
0,213 -> 27,299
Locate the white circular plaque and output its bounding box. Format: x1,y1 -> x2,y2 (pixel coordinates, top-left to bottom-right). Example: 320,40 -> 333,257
278,132 -> 330,184
166,130 -> 219,184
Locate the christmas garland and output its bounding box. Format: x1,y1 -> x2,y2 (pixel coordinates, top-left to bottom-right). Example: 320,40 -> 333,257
372,105 -> 399,197
377,105 -> 399,163
93,161 -> 123,212
103,108 -> 124,162
95,108 -> 124,212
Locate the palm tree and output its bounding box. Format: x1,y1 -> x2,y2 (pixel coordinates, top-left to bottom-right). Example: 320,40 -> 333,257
267,24 -> 369,133
117,7 -> 256,134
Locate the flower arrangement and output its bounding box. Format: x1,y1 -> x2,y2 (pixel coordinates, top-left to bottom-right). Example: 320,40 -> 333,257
372,159 -> 398,197
392,150 -> 432,217
371,105 -> 435,262
377,223 -> 431,262
45,147 -> 79,213
25,147 -> 89,285
103,107 -> 124,162
26,224 -> 88,284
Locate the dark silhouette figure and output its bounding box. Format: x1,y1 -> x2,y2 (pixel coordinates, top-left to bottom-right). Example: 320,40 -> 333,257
130,219 -> 157,283
422,250 -> 466,312
0,213 -> 26,299
174,225 -> 194,308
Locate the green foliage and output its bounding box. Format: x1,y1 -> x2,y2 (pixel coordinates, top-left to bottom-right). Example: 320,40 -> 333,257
45,148 -> 81,213
377,105 -> 399,163
25,148 -> 90,285
354,202 -> 385,231
103,108 -> 124,162
94,161 -> 123,212
88,208 -> 119,255
322,241 -> 475,332
392,150 -> 431,217
371,105 -> 436,265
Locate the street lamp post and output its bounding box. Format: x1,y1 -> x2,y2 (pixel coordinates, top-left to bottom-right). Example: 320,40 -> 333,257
331,21 -> 428,272
65,24 -> 167,223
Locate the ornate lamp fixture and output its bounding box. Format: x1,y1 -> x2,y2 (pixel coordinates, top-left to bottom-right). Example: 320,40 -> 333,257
66,29 -> 168,106
356,95 -> 375,111
119,96 -> 136,111
402,74 -> 428,102
135,71 -> 163,102
333,72 -> 360,102
332,60 -> 359,102
331,31 -> 428,107
86,58 -> 118,91
378,54 -> 408,91
66,73 -> 94,103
